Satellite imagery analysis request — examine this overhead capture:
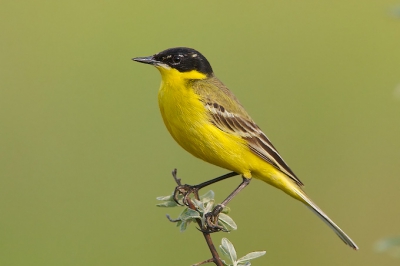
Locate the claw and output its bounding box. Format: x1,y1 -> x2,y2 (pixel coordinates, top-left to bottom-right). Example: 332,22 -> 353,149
201,204 -> 227,233
196,226 -> 225,234
173,184 -> 199,206
173,186 -> 185,205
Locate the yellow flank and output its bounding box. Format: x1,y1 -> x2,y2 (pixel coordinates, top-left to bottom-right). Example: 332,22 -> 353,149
156,66 -> 302,201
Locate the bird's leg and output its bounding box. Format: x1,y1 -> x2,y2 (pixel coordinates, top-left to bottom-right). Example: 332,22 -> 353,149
204,177 -> 251,232
173,171 -> 239,205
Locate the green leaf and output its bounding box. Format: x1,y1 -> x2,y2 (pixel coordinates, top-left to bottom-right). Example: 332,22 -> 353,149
237,251 -> 266,263
220,238 -> 237,263
156,195 -> 173,201
218,213 -> 237,231
179,220 -> 188,232
375,236 -> 400,257
156,201 -> 179,207
192,199 -> 205,211
219,243 -> 232,263
180,208 -> 201,221
203,199 -> 215,214
156,194 -> 181,207
200,190 -> 215,201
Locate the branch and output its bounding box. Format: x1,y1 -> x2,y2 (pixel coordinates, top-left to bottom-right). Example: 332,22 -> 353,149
156,169 -> 266,265
171,169 -> 224,266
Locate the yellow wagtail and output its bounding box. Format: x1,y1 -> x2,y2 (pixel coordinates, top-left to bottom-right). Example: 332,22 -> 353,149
133,47 -> 358,250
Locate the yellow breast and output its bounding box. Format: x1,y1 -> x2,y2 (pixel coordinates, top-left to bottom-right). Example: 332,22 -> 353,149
156,68 -> 252,175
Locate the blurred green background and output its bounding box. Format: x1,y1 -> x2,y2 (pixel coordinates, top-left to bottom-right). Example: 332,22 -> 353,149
1,0 -> 400,265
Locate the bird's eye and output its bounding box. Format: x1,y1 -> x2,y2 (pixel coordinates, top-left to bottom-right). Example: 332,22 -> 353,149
172,55 -> 181,64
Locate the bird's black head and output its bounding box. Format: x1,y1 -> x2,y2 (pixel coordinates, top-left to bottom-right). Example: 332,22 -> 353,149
133,47 -> 214,77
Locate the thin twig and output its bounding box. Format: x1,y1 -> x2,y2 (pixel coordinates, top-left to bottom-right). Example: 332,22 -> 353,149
172,168 -> 181,186
192,258 -> 215,266
172,169 -> 224,266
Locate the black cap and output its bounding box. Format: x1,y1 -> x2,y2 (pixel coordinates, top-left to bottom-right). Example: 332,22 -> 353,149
133,47 -> 213,76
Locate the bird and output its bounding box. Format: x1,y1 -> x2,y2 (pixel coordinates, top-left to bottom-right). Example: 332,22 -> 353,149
132,47 -> 358,250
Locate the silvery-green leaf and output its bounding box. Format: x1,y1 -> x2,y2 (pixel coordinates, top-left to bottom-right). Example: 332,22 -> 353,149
201,197 -> 212,206
179,220 -> 188,232
156,201 -> 179,207
220,238 -> 237,262
200,190 -> 215,201
180,209 -> 201,221
192,199 -> 204,211
176,220 -> 182,227
156,195 -> 173,201
218,213 -> 237,231
156,194 -> 182,207
237,261 -> 251,266
203,199 -> 215,214
375,236 -> 400,257
237,251 -> 266,263
376,236 -> 400,252
219,243 -> 232,263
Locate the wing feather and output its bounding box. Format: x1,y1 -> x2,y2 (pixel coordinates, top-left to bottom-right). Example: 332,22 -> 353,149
195,77 -> 303,186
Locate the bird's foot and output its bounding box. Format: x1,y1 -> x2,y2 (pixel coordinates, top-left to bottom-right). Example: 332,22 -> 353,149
202,204 -> 227,233
173,184 -> 199,206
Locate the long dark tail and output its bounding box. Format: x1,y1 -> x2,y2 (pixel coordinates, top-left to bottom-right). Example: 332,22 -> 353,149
293,188 -> 359,250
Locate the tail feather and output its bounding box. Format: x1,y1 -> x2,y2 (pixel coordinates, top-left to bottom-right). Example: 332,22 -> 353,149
294,188 -> 359,250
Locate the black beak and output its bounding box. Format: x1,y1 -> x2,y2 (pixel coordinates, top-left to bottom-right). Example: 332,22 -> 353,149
132,56 -> 159,65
